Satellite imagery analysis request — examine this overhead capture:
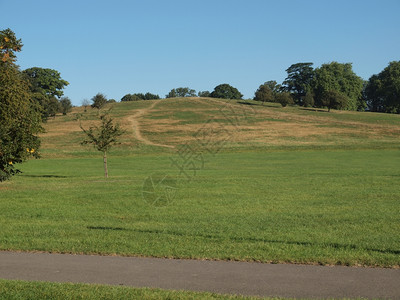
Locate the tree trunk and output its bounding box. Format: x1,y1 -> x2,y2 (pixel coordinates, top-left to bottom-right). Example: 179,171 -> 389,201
103,151 -> 108,178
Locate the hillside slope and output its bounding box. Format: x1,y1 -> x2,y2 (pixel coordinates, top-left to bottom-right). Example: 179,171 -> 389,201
40,98 -> 400,157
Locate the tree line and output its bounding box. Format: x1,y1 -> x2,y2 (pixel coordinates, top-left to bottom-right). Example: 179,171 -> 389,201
266,61 -> 400,113
119,62 -> 399,114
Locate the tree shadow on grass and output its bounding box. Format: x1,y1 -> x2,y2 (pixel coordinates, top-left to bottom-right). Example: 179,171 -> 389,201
237,101 -> 280,108
19,174 -> 69,178
104,227 -> 400,256
237,101 -> 259,106
87,226 -> 127,231
300,107 -> 330,113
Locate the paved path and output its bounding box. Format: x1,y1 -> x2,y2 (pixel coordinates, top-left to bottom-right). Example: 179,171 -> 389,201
0,251 -> 399,299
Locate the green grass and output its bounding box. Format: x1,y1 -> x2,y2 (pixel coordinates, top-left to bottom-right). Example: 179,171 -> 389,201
1,99 -> 399,268
2,99 -> 399,298
1,149 -> 399,267
0,280 -> 267,300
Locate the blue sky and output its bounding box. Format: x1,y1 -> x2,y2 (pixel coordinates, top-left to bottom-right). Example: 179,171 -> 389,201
2,0 -> 399,105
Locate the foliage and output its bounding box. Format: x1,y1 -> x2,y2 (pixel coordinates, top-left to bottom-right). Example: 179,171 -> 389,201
91,93 -> 107,109
29,92 -> 58,119
23,67 -> 69,98
143,92 -> 160,100
0,29 -> 42,181
313,62 -> 364,111
121,93 -> 160,101
80,111 -> 125,178
198,90 -> 210,97
166,87 -> 196,98
47,96 -> 62,118
254,81 -> 280,104
283,63 -> 314,105
81,99 -> 90,112
23,67 -> 69,119
210,83 -> 243,99
275,92 -> 294,107
59,97 -> 72,115
320,90 -> 349,112
365,61 -> 400,113
0,28 -> 23,63
121,93 -> 140,101
303,87 -> 315,107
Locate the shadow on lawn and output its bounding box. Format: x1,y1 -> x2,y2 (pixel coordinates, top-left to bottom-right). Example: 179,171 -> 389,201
237,101 -> 279,108
20,174 -> 69,178
299,107 -> 330,113
91,226 -> 399,256
87,226 -> 127,231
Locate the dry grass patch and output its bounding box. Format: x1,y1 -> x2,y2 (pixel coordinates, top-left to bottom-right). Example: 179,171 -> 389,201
37,99 -> 400,153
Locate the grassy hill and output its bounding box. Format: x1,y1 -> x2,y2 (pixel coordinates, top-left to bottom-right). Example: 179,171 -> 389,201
40,97 -> 400,156
1,98 -> 399,267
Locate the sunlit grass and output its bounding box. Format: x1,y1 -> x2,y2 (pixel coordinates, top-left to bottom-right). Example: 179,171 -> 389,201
0,279 -> 267,300
1,149 -> 399,267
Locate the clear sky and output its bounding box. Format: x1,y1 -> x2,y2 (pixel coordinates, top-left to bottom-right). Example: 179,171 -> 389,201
2,0 -> 399,105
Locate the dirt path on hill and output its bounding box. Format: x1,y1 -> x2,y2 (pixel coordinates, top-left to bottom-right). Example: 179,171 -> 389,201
0,251 -> 399,299
127,101 -> 175,149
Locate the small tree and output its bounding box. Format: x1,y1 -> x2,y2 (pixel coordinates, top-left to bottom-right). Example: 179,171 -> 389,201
121,94 -> 140,102
82,98 -> 90,112
303,88 -> 315,107
46,96 -> 61,118
144,92 -> 160,100
321,90 -> 349,112
166,87 -> 196,98
80,112 -> 125,178
59,97 -> 72,115
91,93 -> 107,109
198,90 -> 210,97
254,82 -> 276,105
275,92 -> 294,107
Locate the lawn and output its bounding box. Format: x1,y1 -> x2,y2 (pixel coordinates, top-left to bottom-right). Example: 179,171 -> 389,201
0,98 -> 399,268
0,149 -> 398,267
0,279 -> 267,300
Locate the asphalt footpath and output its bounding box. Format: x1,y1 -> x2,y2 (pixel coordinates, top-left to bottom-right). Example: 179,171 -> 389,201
0,251 -> 399,299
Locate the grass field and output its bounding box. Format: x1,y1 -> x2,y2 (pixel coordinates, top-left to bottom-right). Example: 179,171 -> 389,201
0,280 -> 267,300
1,98 -> 399,268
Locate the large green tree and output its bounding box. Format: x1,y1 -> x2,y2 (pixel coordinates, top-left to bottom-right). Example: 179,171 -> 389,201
0,28 -> 43,181
365,61 -> 400,113
23,67 -> 69,119
313,62 -> 364,111
283,63 -> 314,105
23,67 -> 69,98
210,84 -> 243,99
